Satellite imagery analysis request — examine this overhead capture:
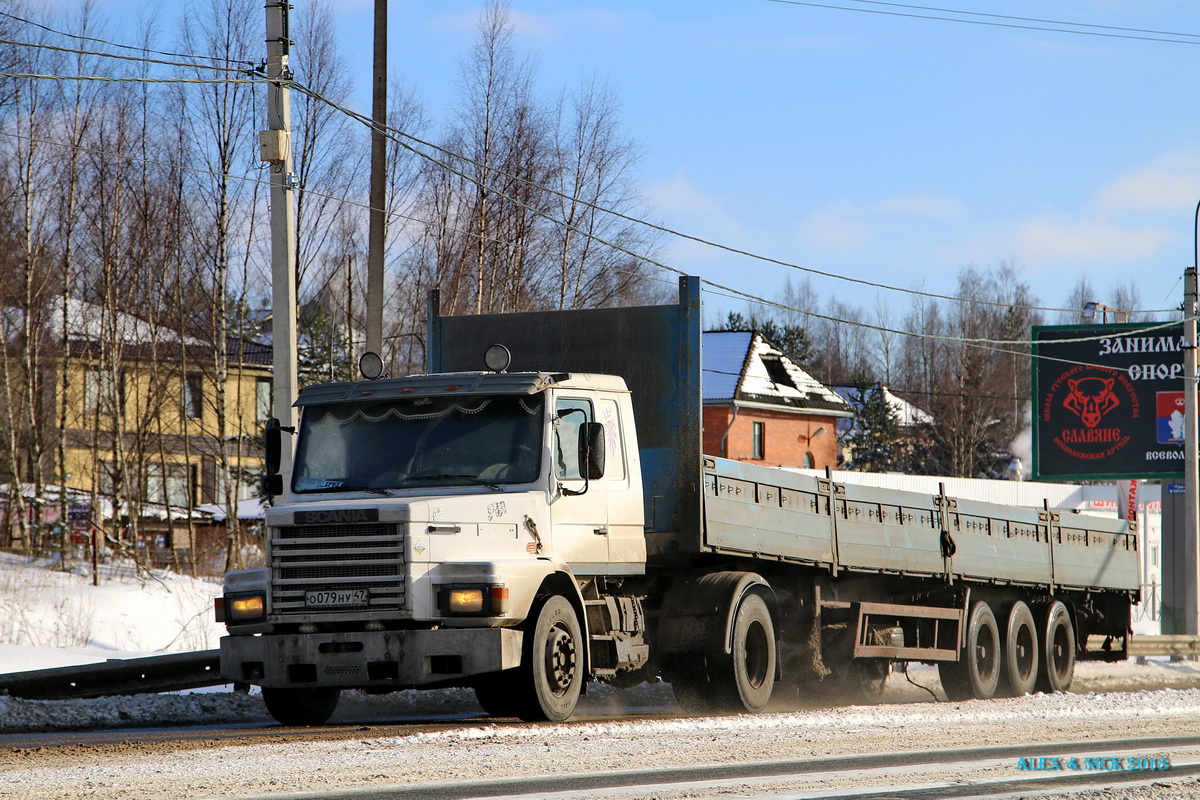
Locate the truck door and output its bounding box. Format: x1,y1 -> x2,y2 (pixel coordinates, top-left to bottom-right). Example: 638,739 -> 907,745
551,396 -> 610,572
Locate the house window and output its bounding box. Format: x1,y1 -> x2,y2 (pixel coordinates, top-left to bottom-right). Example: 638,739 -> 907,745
183,373 -> 204,420
803,451 -> 815,468
146,462 -> 196,508
751,421 -> 765,460
760,354 -> 796,389
256,378 -> 273,422
84,367 -> 116,415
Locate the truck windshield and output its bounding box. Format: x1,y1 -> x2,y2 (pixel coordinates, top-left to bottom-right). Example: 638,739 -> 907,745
292,394 -> 544,493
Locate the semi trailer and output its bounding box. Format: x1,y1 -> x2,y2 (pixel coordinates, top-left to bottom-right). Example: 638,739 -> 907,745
218,276 -> 1138,725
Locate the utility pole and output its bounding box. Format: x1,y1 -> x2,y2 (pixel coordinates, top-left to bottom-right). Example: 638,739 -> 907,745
263,0 -> 299,495
365,0 -> 386,358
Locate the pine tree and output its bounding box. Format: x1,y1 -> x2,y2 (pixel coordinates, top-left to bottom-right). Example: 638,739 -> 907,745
846,382 -> 902,473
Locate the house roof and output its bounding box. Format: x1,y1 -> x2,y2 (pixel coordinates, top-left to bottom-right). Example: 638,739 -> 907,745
702,330 -> 852,416
4,296 -> 272,368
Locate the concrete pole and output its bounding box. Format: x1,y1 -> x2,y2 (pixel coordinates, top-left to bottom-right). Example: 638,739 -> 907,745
264,0 -> 298,497
365,0 -> 386,358
1185,263 -> 1199,635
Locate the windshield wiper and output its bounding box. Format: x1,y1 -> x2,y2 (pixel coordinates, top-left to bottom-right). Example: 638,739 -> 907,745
333,485 -> 396,496
406,472 -> 503,491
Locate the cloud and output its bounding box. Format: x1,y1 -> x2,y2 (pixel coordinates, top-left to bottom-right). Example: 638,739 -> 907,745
1015,215 -> 1170,262
430,8 -> 642,40
648,171 -> 749,262
1092,152 -> 1200,215
798,193 -> 965,252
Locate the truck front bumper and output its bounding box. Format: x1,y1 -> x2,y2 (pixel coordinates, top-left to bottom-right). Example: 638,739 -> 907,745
220,627 -> 524,689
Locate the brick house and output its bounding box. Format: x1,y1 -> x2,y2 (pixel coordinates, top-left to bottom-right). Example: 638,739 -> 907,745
702,331 -> 853,468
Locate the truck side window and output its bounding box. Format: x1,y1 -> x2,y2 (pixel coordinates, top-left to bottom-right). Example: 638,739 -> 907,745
595,398 -> 625,481
553,398 -> 592,480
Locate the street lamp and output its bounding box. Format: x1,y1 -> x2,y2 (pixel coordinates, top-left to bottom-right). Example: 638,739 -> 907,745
1080,301 -> 1129,324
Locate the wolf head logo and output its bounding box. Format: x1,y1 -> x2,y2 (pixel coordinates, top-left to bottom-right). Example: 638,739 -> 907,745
1063,377 -> 1119,428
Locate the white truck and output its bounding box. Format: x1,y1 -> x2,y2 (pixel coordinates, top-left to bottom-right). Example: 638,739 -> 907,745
218,277 -> 1138,724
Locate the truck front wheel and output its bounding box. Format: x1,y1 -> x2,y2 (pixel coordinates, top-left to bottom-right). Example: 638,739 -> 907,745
261,687 -> 341,726
516,594 -> 584,722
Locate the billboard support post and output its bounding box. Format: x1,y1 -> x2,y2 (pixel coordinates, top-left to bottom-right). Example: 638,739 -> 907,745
1184,263 -> 1198,635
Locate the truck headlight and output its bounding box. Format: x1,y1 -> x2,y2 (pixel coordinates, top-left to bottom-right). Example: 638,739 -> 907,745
439,585 -> 509,616
225,591 -> 267,623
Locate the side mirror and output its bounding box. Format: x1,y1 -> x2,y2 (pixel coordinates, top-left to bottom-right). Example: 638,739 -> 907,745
264,418 -> 283,475
262,418 -> 293,500
579,422 -> 605,480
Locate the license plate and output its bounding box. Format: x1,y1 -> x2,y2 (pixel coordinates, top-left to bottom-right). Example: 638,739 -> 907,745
305,589 -> 370,608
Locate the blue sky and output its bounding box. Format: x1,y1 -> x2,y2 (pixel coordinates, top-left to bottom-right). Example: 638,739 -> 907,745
83,1 -> 1200,321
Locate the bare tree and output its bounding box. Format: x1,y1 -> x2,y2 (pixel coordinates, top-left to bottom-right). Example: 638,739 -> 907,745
548,76 -> 657,309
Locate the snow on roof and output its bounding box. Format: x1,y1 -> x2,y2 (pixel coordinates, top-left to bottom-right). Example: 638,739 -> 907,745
195,497 -> 266,521
702,330 -> 852,415
833,383 -> 933,427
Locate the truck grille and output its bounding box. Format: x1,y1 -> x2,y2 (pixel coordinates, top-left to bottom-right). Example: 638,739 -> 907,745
270,522 -> 406,614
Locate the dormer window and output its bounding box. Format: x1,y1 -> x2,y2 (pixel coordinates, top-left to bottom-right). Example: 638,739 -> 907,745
760,354 -> 796,389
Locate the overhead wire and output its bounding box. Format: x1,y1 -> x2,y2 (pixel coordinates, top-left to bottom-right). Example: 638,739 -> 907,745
2,14 -> 1180,318
762,0 -> 1200,46
289,81 -> 1193,368
294,82 -> 1178,317
0,36 -> 255,74
0,45 -> 1185,372
835,0 -> 1200,40
0,72 -> 264,85
0,9 -> 256,68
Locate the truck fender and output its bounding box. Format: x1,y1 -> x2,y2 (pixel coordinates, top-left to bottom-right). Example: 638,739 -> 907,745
531,568 -> 592,679
654,571 -> 777,658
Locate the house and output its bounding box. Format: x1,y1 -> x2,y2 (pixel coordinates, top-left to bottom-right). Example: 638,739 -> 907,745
702,330 -> 853,468
0,296 -> 272,568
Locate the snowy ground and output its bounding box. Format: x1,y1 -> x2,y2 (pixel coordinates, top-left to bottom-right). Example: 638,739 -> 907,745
4,555 -> 1200,799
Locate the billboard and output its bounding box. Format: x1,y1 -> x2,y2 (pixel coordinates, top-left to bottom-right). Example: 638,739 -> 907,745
1032,322 -> 1185,481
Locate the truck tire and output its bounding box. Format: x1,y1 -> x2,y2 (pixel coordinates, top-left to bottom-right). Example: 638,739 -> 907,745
473,671 -> 521,718
671,592 -> 777,714
726,593 -> 776,712
1035,601 -> 1075,694
939,601 -> 1000,701
997,601 -> 1038,697
515,595 -> 584,722
261,687 -> 341,726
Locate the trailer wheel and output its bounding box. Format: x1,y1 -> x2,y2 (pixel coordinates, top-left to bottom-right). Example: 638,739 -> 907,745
1035,601 -> 1075,694
515,595 -> 584,722
261,687 -> 341,726
939,601 -> 1001,701
998,601 -> 1038,697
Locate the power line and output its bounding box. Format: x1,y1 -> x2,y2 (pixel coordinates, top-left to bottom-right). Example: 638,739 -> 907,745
294,83 -> 1177,317
0,72 -> 265,86
0,36 -> 254,74
762,0 -> 1200,46
839,0 -> 1200,40
0,81 -> 1183,365
289,82 -> 1191,356
0,9 -> 255,68
3,21 -> 1177,318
